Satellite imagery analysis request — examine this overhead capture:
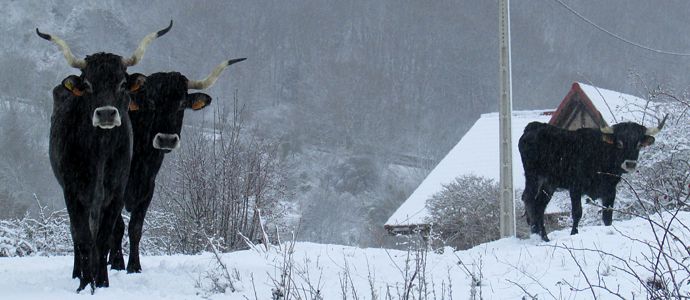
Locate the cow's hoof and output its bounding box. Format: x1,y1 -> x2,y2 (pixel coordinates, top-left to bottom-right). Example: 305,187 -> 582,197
76,279 -> 95,294
570,228 -> 578,235
96,279 -> 109,288
530,224 -> 540,234
540,234 -> 550,242
126,263 -> 142,274
110,258 -> 125,271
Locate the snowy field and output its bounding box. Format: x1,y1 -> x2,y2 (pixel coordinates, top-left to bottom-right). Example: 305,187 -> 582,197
1,212 -> 688,299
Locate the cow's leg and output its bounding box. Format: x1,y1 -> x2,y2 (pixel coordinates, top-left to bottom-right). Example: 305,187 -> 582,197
70,225 -> 80,278
109,215 -> 126,270
569,189 -> 583,235
64,195 -> 96,293
534,201 -> 549,241
602,195 -> 615,226
534,185 -> 554,242
95,201 -> 123,288
521,175 -> 539,234
127,197 -> 152,273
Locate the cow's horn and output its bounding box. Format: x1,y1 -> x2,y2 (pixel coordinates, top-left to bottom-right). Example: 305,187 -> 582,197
645,114 -> 668,136
187,58 -> 246,90
122,20 -> 173,67
36,29 -> 87,69
600,126 -> 614,134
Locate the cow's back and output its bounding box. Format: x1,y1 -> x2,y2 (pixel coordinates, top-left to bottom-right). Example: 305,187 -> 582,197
518,122 -> 605,188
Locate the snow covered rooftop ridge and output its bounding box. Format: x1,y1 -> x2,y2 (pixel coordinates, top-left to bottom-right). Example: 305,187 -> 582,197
576,82 -> 661,126
385,109 -> 553,227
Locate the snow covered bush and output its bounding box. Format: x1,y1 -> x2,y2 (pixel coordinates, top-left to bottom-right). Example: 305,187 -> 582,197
425,175 -> 500,250
629,106 -> 688,211
0,196 -> 71,257
617,89 -> 689,216
0,199 -> 208,258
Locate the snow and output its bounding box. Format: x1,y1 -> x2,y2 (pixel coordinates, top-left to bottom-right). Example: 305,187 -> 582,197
1,212 -> 687,299
385,110 -> 552,227
577,82 -> 660,125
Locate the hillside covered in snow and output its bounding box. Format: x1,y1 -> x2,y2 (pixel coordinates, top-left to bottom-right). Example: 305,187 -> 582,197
1,211 -> 688,299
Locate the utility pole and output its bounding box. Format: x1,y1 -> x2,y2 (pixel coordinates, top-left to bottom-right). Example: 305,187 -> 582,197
498,0 -> 515,237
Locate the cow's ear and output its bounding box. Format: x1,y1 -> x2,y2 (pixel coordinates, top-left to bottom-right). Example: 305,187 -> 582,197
641,135 -> 655,147
602,133 -> 615,144
61,75 -> 85,96
127,73 -> 146,93
185,93 -> 212,111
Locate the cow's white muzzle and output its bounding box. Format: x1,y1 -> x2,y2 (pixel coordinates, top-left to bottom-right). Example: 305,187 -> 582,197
621,160 -> 637,173
92,106 -> 121,129
152,133 -> 180,150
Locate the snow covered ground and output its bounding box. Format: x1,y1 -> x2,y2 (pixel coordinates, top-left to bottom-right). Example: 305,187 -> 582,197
1,212 -> 688,299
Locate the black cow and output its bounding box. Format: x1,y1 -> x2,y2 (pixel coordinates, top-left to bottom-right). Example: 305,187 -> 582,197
38,21 -> 172,293
518,117 -> 666,241
107,58 -> 246,273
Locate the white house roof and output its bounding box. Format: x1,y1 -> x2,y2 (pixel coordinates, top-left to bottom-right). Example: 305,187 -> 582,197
577,82 -> 659,126
385,110 -> 552,227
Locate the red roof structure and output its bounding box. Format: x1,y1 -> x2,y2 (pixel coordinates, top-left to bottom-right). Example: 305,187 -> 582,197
549,82 -> 608,130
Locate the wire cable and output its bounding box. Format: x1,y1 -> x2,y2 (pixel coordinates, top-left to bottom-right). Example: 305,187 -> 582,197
553,0 -> 690,57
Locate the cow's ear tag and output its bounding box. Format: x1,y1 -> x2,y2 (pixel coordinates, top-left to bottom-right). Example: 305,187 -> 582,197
62,76 -> 84,97
641,135 -> 655,147
602,134 -> 615,144
186,93 -> 212,110
129,101 -> 140,111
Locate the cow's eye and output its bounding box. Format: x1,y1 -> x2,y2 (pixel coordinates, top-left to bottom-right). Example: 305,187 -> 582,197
616,140 -> 624,149
118,80 -> 127,92
83,80 -> 93,93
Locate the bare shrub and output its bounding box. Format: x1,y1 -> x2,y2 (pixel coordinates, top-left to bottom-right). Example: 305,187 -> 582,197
155,94 -> 291,254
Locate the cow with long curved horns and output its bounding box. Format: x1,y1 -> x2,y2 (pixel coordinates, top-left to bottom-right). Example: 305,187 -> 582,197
39,21 -> 172,293
518,115 -> 667,242
107,58 -> 246,273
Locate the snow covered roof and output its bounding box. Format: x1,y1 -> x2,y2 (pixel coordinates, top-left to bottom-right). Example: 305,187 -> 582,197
385,110 -> 552,228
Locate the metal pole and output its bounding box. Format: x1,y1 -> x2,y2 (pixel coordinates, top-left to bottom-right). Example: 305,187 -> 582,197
498,0 -> 516,237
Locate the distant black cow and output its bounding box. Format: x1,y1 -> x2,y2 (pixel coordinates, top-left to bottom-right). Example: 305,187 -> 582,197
38,21 -> 172,293
107,58 -> 246,273
518,117 -> 666,241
